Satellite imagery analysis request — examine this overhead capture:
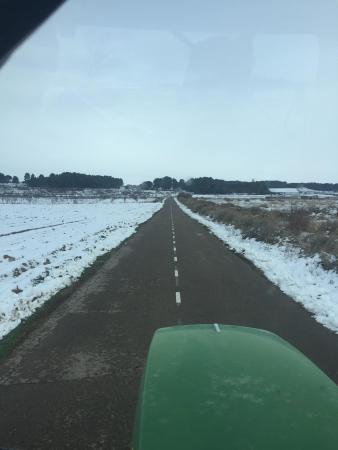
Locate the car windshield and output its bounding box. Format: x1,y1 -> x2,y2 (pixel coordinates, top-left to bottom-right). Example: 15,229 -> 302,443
1,2 -> 338,450
1,0 -> 337,182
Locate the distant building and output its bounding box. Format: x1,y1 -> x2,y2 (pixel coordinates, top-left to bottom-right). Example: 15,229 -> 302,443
268,187 -> 335,198
269,188 -> 301,197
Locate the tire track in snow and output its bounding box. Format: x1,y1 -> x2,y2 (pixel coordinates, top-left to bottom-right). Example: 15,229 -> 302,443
0,220 -> 83,238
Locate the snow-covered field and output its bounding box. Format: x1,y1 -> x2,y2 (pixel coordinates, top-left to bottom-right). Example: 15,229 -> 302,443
177,199 -> 338,333
0,185 -> 165,204
0,201 -> 163,339
195,194 -> 338,212
194,194 -> 338,215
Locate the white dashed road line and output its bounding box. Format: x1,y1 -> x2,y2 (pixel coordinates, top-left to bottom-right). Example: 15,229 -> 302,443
170,204 -> 182,308
214,323 -> 221,333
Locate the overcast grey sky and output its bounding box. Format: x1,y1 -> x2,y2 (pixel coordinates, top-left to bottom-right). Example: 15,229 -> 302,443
1,0 -> 338,184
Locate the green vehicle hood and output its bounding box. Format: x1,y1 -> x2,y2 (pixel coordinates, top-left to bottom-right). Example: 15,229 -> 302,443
133,324 -> 338,450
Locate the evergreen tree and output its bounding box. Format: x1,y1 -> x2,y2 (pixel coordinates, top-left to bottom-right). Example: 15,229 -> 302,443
27,172 -> 123,189
141,181 -> 153,190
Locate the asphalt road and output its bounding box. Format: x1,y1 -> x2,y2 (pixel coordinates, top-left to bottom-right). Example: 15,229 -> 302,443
0,199 -> 337,449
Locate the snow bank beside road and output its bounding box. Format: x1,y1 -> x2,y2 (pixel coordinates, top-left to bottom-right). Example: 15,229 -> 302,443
0,201 -> 162,339
177,199 -> 338,333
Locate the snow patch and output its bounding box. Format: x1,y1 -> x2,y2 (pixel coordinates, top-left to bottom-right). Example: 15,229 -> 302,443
0,201 -> 163,339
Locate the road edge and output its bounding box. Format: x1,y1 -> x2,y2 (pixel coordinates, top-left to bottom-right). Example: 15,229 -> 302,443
0,205 -> 164,362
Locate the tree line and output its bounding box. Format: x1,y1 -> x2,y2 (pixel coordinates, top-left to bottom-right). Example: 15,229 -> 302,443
1,171 -> 124,188
141,177 -> 338,194
2,171 -> 338,193
185,178 -> 269,194
141,177 -> 269,194
23,172 -> 123,189
141,177 -> 186,191
0,173 -> 19,183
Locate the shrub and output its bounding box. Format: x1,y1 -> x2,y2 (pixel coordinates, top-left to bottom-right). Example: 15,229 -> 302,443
287,209 -> 310,233
177,192 -> 192,200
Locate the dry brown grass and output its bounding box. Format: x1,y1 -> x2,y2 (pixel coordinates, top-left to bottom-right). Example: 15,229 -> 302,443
178,195 -> 338,272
